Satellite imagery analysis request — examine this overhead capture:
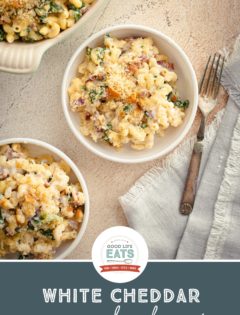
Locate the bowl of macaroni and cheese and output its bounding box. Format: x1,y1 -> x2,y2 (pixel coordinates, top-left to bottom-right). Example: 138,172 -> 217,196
0,138 -> 89,259
62,25 -> 198,163
0,0 -> 109,73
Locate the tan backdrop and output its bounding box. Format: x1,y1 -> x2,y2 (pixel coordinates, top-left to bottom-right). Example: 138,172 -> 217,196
0,0 -> 239,259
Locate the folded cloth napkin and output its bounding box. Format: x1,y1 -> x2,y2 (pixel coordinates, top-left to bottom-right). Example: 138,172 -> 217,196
119,37 -> 240,259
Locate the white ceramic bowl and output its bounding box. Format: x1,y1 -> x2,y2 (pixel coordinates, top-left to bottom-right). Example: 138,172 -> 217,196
0,138 -> 89,260
0,0 -> 109,74
62,24 -> 198,164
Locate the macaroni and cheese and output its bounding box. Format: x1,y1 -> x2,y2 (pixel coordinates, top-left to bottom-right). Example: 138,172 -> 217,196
68,35 -> 189,150
0,0 -> 95,43
0,143 -> 85,259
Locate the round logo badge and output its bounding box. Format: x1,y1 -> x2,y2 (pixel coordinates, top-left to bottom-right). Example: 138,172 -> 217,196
92,226 -> 148,283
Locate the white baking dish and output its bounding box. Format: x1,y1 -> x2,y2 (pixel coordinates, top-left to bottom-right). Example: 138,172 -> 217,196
0,0 -> 109,74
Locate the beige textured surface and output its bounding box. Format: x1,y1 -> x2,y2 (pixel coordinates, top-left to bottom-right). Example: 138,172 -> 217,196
0,0 -> 239,259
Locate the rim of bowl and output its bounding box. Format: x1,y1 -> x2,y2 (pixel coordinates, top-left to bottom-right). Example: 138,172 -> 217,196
62,24 -> 198,164
0,138 -> 90,260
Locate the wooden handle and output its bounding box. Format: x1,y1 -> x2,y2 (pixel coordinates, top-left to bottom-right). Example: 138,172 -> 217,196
180,142 -> 203,215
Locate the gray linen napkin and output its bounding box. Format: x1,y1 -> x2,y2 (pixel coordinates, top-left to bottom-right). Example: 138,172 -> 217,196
119,39 -> 240,259
177,59 -> 240,259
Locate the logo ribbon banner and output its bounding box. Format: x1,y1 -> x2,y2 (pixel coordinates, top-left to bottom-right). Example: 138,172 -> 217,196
100,264 -> 141,273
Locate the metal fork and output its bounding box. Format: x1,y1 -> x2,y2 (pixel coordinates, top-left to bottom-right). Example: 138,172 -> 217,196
180,54 -> 225,215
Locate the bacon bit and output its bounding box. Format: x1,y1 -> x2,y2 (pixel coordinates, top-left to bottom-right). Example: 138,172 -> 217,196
157,60 -> 174,70
139,90 -> 151,98
139,55 -> 149,63
86,74 -> 105,82
171,94 -> 177,102
68,220 -> 79,230
96,127 -> 103,132
127,63 -> 139,74
85,113 -> 91,120
81,7 -> 88,15
107,87 -> 120,100
1,16 -> 11,24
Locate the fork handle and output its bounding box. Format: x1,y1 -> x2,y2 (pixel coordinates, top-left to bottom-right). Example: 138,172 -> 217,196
180,142 -> 203,215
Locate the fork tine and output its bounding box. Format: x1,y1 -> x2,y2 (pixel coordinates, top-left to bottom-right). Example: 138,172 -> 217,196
214,55 -> 225,99
199,55 -> 211,95
209,54 -> 221,98
206,53 -> 217,97
200,54 -> 225,100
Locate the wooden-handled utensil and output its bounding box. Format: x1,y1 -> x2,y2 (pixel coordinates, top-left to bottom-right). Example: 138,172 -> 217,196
180,54 -> 225,215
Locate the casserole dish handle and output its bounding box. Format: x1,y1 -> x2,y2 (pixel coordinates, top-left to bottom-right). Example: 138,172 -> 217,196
0,43 -> 47,74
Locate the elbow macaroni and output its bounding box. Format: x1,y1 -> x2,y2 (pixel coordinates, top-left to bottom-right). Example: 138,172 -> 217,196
68,35 -> 189,150
0,144 -> 85,259
0,0 -> 95,43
